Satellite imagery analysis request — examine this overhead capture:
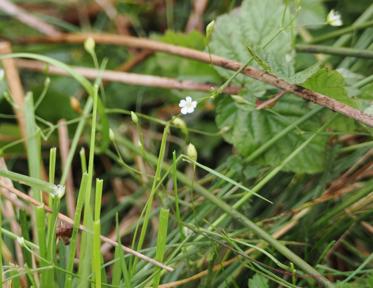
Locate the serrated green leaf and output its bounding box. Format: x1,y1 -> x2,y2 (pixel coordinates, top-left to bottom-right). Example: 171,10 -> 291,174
210,0 -> 295,87
248,274 -> 269,288
153,30 -> 220,83
216,94 -> 327,174
212,0 -> 331,174
303,67 -> 358,132
297,0 -> 327,29
288,63 -> 320,84
365,105 -> 373,116
302,68 -> 358,108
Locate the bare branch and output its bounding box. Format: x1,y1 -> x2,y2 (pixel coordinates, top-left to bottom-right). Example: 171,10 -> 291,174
16,33 -> 373,127
0,0 -> 61,36
15,59 -> 240,94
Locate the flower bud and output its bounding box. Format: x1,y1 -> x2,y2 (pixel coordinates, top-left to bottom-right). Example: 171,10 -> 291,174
84,37 -> 95,54
206,20 -> 216,42
52,184 -> 65,199
17,237 -> 25,247
109,128 -> 115,141
231,95 -> 249,105
186,143 -> 197,162
130,111 -> 139,124
70,97 -> 81,113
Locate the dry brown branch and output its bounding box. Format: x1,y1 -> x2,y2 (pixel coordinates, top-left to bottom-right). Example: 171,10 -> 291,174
58,119 -> 75,219
0,42 -> 49,188
0,182 -> 174,272
116,50 -> 153,72
0,42 -> 27,139
186,0 -> 209,32
100,207 -> 139,255
256,90 -> 287,110
0,0 -> 61,36
15,33 -> 373,127
0,158 -> 26,285
15,59 -> 239,94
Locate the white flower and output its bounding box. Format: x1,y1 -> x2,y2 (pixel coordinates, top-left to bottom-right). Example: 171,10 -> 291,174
52,184 -> 65,199
327,10 -> 343,27
179,96 -> 197,115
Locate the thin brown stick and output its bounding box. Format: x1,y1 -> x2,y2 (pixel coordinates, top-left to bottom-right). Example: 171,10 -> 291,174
0,42 -> 49,186
0,182 -> 174,272
0,0 -> 61,36
0,158 -> 26,285
100,207 -> 139,255
186,0 -> 209,32
116,50 -> 153,72
256,90 -> 287,110
0,42 -> 27,139
16,33 -> 373,127
15,59 -> 240,94
57,119 -> 75,219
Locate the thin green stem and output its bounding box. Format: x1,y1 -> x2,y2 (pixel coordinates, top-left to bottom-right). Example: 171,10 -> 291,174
296,44 -> 373,59
309,20 -> 373,44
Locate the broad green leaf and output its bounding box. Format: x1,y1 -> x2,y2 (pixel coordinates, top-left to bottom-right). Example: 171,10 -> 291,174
210,0 -> 295,87
297,0 -> 327,29
248,274 -> 269,288
302,68 -> 358,108
216,94 -> 327,174
365,105 -> 373,116
302,68 -> 357,132
360,82 -> 373,100
212,0 -> 329,174
153,30 -> 221,83
288,63 -> 320,84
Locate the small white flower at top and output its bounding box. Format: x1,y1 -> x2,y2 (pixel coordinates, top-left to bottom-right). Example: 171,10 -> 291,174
179,96 -> 197,115
327,10 -> 343,27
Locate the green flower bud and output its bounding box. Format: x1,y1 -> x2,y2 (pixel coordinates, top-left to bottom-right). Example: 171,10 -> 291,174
84,37 -> 95,54
130,111 -> 139,124
109,129 -> 115,141
186,143 -> 197,162
52,184 -> 65,199
206,20 -> 216,42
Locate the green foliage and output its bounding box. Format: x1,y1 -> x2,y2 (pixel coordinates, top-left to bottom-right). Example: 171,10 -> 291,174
154,30 -> 220,82
248,274 -> 269,288
0,0 -> 372,287
212,0 -> 362,174
210,0 -> 295,88
303,68 -> 357,108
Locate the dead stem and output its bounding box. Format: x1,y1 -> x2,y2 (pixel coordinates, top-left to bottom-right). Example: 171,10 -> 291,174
14,33 -> 373,127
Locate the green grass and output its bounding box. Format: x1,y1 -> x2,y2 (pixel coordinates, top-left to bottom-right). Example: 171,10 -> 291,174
1,1 -> 373,287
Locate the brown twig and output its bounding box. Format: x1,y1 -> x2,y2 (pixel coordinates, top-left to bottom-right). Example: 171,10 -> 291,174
186,0 -> 209,32
116,50 -> 153,72
0,158 -> 26,286
57,119 -> 76,219
0,182 -> 174,272
256,90 -> 287,110
0,0 -> 61,36
0,42 -> 27,139
14,33 -> 373,127
0,42 -> 49,186
100,207 -> 139,256
15,59 -> 239,94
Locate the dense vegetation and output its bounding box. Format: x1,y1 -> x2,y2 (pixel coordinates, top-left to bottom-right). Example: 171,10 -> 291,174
0,0 -> 372,287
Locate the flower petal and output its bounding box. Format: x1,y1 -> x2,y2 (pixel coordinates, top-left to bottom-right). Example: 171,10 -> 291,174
179,99 -> 186,107
192,101 -> 197,108
181,107 -> 188,115
186,96 -> 192,102
186,106 -> 194,113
